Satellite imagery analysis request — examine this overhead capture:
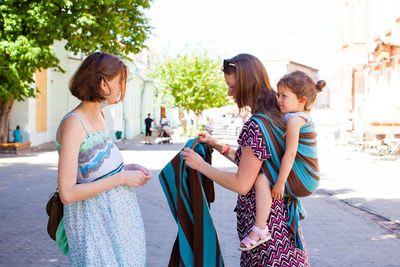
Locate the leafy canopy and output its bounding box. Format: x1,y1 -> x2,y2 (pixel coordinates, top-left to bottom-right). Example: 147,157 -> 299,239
152,51 -> 230,116
0,0 -> 152,101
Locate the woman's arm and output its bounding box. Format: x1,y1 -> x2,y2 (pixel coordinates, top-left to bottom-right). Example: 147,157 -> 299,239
181,146 -> 261,195
58,117 -> 150,204
271,116 -> 305,199
198,132 -> 237,163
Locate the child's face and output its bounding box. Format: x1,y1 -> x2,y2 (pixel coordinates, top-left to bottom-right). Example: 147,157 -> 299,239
277,86 -> 305,114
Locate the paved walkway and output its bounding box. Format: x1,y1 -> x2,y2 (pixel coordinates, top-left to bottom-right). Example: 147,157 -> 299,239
0,135 -> 400,266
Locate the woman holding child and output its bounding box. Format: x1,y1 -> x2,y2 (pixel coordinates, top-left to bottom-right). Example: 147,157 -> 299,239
182,53 -> 323,266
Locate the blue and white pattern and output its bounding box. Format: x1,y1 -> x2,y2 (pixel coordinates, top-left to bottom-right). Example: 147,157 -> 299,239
57,113 -> 146,266
284,112 -> 311,124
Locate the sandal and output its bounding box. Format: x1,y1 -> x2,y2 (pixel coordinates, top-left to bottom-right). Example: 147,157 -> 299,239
238,225 -> 272,251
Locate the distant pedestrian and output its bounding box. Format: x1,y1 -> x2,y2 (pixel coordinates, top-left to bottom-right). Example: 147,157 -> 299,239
56,52 -> 151,266
181,54 -> 310,266
12,125 -> 23,142
204,116 -> 214,135
144,113 -> 158,144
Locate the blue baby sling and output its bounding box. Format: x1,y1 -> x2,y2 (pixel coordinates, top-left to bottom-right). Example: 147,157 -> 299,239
252,113 -> 320,250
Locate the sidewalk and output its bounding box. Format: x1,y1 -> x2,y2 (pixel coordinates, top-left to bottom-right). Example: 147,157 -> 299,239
126,141 -> 400,266
317,141 -> 400,227
0,135 -> 400,266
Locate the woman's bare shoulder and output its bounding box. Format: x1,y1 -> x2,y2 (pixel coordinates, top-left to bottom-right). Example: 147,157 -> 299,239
58,115 -> 86,142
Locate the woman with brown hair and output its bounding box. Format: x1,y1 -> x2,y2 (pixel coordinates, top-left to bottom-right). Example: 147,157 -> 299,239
181,53 -> 310,266
56,52 -> 150,266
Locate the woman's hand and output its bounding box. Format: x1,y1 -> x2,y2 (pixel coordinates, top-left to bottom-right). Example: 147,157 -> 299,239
196,131 -> 217,148
181,148 -> 205,171
124,163 -> 151,177
122,170 -> 151,188
271,182 -> 285,200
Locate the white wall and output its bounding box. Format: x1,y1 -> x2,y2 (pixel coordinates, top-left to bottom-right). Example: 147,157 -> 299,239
9,41 -> 82,146
141,82 -> 157,133
9,41 -> 158,146
262,60 -> 288,89
124,73 -> 145,139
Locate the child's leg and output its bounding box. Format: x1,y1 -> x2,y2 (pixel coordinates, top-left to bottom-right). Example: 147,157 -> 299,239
241,173 -> 272,246
254,173 -> 272,230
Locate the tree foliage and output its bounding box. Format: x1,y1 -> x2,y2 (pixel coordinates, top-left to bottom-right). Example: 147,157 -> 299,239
0,0 -> 152,101
152,51 -> 229,116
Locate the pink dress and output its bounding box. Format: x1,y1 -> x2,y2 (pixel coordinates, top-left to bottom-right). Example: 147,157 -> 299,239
234,119 -> 310,267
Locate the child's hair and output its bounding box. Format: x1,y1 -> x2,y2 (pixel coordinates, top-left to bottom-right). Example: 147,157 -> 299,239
277,71 -> 326,111
69,52 -> 128,103
16,125 -> 20,130
221,53 -> 281,121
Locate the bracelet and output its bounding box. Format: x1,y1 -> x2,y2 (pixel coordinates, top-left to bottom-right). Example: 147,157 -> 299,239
221,144 -> 230,155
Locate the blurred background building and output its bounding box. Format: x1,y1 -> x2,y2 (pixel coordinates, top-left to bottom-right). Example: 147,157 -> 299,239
336,0 -> 400,140
8,42 -> 160,146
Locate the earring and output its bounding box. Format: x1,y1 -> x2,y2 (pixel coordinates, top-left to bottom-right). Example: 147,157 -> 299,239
101,100 -> 107,106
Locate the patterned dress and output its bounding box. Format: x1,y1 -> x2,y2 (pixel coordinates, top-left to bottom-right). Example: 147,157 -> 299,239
57,113 -> 146,266
234,119 -> 310,267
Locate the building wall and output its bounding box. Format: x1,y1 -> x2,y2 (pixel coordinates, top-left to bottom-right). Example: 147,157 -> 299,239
9,41 -> 158,146
124,72 -> 145,139
141,82 -> 156,133
262,60 -> 289,88
337,0 -> 400,138
263,59 -> 329,108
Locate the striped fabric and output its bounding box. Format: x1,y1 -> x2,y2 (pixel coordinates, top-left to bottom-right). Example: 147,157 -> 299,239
159,138 -> 225,267
251,113 -> 320,250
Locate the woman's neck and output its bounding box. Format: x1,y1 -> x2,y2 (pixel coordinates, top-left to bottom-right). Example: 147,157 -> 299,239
80,101 -> 102,117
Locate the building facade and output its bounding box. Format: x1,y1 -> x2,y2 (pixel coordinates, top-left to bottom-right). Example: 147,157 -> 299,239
337,0 -> 400,139
263,59 -> 329,108
9,41 -> 160,146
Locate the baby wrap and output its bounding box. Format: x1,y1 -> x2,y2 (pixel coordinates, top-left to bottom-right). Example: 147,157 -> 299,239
251,113 -> 320,250
159,138 -> 225,267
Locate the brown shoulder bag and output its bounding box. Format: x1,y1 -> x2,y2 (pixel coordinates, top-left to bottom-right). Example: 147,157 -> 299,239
46,191 -> 64,240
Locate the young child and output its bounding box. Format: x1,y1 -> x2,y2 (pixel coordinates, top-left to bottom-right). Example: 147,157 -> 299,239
239,70 -> 325,251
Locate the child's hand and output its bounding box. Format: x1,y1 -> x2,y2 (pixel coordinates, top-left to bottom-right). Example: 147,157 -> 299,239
272,182 -> 285,200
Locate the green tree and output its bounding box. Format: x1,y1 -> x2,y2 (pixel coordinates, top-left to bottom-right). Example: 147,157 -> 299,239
0,0 -> 152,142
152,51 -> 229,131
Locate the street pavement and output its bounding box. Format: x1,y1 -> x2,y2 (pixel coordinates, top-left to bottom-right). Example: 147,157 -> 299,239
0,134 -> 400,266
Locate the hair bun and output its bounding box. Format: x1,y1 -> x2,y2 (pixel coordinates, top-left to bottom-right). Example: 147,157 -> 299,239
315,80 -> 326,92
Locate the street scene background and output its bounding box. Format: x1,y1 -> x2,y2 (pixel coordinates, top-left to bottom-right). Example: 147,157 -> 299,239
1,126 -> 399,266
1,0 -> 400,266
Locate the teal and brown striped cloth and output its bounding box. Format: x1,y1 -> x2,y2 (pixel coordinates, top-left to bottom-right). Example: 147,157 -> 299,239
159,138 -> 225,267
252,113 -> 320,250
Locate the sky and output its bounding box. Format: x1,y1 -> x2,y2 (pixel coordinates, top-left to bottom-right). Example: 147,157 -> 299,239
145,0 -> 339,78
